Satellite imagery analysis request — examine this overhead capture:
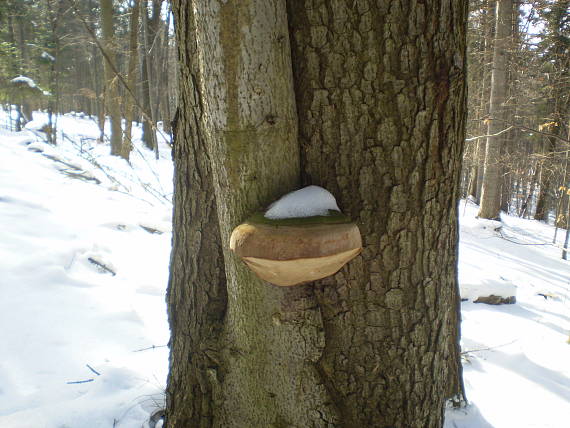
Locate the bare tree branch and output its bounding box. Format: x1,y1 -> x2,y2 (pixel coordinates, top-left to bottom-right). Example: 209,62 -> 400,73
472,117 -> 570,145
466,126 -> 514,141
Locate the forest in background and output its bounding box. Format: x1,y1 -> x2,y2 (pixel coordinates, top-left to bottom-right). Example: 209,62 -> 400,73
0,0 -> 175,161
0,0 -> 568,230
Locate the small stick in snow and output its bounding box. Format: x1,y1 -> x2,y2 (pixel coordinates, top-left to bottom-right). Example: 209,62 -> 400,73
86,364 -> 101,376
87,257 -> 116,276
495,228 -> 554,246
140,225 -> 164,234
66,378 -> 94,384
461,339 -> 517,355
133,344 -> 168,352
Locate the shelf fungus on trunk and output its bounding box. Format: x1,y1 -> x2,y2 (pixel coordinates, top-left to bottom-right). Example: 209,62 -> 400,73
229,186 -> 362,286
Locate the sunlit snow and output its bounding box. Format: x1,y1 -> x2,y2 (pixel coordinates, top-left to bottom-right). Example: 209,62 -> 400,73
0,109 -> 171,428
264,185 -> 341,219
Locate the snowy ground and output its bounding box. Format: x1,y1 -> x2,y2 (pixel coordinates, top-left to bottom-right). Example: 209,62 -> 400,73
0,110 -> 172,427
1,110 -> 569,427
446,201 -> 570,428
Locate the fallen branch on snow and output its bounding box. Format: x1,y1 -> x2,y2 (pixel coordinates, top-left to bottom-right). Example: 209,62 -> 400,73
87,257 -> 116,276
133,344 -> 168,353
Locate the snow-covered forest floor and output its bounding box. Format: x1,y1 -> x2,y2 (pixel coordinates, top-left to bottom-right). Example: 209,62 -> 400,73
0,110 -> 172,427
0,110 -> 569,428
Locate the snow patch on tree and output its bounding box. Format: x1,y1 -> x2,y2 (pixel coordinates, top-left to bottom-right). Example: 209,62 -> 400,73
264,185 -> 341,219
41,51 -> 56,62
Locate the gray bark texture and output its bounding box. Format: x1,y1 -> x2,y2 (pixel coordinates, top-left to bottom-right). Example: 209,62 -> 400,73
478,0 -> 512,219
167,1 -> 468,427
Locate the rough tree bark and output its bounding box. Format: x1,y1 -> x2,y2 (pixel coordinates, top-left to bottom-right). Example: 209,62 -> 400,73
167,1 -> 468,427
478,0 -> 512,219
165,9 -> 227,422
287,0 -> 467,422
99,0 -> 122,156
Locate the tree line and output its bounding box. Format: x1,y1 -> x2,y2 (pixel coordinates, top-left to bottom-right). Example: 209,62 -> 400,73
0,0 -> 175,160
464,0 -> 569,232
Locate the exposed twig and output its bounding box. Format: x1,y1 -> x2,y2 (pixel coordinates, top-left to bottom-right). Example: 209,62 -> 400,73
63,130 -> 171,205
66,378 -> 94,384
87,257 -> 116,276
497,229 -> 556,247
86,364 -> 101,376
465,126 -> 514,142
140,224 -> 164,234
461,340 -> 517,355
472,117 -> 570,145
133,344 -> 168,353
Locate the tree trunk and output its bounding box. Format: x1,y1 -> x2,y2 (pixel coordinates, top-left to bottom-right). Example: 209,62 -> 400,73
99,0 -> 122,156
140,0 -> 162,152
140,1 -> 154,151
159,7 -> 172,136
88,9 -> 106,143
167,0 -> 468,427
478,0 -> 512,219
288,0 -> 467,421
476,0 -> 497,202
535,133 -> 561,222
123,0 -> 140,161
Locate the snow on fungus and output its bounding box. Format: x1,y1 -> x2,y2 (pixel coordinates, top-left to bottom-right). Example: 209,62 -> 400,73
230,186 -> 362,286
11,75 -> 37,88
264,185 -> 340,219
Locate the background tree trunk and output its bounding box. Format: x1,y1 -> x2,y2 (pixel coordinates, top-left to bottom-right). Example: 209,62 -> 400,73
473,0 -> 496,203
99,0 -> 122,156
123,0 -> 140,161
167,0 -> 468,427
140,0 -> 162,152
478,0 -> 513,219
534,135 -> 558,220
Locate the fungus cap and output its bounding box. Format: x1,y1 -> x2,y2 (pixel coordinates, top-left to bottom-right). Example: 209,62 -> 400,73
230,218 -> 362,286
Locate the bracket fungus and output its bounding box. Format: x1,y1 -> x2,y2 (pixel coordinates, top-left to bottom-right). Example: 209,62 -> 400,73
230,186 -> 362,286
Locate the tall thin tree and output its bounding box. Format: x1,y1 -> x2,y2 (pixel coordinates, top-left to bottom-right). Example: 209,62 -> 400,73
478,0 -> 513,219
99,0 -> 122,156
